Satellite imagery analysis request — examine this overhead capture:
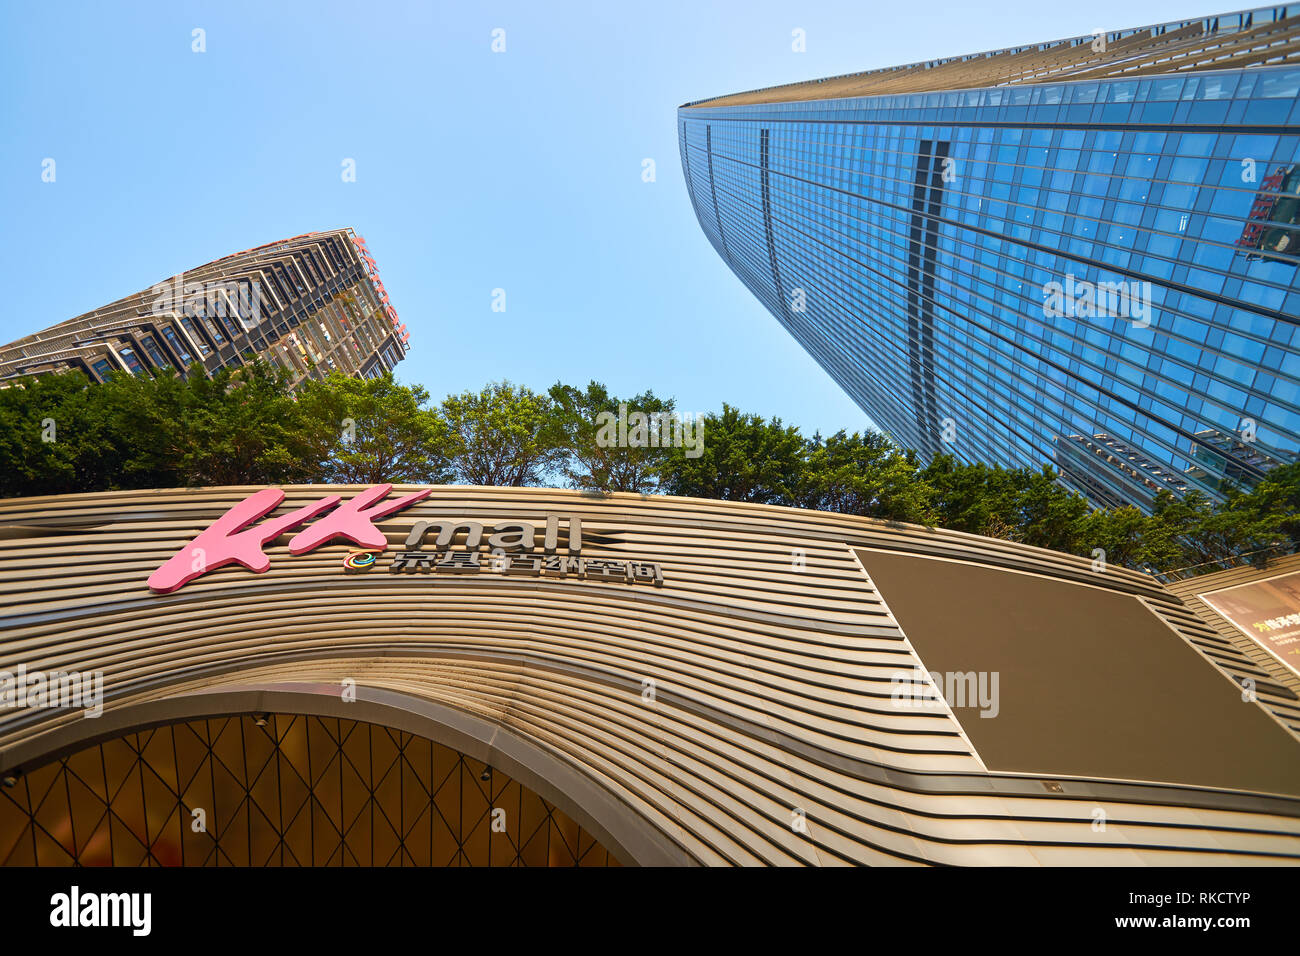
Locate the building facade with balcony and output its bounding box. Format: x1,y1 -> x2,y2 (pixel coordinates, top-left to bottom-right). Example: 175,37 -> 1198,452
0,229 -> 410,387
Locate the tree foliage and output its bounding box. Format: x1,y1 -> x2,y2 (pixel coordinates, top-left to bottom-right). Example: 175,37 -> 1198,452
0,362 -> 322,494
1,368 -> 1296,579
797,430 -> 931,523
296,372 -> 450,484
439,381 -> 564,487
548,381 -> 674,494
658,404 -> 804,504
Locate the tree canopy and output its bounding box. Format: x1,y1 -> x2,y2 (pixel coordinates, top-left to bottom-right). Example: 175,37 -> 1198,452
548,381 -> 674,495
295,372 -> 450,484
2,364 -> 1295,579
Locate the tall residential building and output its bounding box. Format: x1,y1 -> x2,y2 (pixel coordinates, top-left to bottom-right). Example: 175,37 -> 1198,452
679,7 -> 1300,507
0,228 -> 410,386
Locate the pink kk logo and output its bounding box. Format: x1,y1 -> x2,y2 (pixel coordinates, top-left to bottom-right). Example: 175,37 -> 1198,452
148,484 -> 430,594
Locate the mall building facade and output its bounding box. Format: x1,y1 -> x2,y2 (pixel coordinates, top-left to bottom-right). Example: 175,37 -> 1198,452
679,7 -> 1300,509
0,485 -> 1297,865
0,229 -> 409,387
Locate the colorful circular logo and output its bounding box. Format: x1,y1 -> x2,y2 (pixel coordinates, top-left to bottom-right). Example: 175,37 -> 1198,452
343,550 -> 379,572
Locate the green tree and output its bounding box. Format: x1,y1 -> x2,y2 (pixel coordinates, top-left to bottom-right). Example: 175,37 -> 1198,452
657,404 -> 804,505
919,455 -> 1022,538
159,362 -> 325,486
1221,462 -> 1300,555
297,372 -> 451,484
1148,489 -> 1236,569
548,380 -> 675,494
920,455 -> 1088,551
1012,466 -> 1090,553
1075,505 -> 1156,569
798,430 -> 932,523
440,381 -> 565,486
4,367 -> 1300,584
1148,485 -> 1289,573
0,361 -> 323,494
0,372 -> 109,496
88,365 -> 193,488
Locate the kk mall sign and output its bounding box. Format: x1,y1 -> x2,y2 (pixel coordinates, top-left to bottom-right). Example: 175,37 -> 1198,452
148,484 -> 665,595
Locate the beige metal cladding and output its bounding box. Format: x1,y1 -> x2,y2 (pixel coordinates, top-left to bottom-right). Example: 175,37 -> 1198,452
1,485 -> 1298,865
685,8 -> 1300,108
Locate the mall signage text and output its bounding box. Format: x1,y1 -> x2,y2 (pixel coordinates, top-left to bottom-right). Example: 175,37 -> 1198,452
148,485 -> 664,594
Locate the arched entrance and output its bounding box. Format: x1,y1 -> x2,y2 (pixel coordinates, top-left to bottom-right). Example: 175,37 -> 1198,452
0,681 -> 692,866
1,708 -> 618,867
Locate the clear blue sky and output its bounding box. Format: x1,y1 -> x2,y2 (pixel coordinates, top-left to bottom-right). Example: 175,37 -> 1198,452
0,0 -> 1212,437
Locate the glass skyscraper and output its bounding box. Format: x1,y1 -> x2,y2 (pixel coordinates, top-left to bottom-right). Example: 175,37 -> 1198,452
679,7 -> 1300,509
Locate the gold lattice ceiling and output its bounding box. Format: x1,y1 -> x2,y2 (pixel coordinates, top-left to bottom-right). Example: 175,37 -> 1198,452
0,714 -> 619,867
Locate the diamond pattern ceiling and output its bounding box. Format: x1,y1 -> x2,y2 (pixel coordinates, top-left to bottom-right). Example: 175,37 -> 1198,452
0,714 -> 619,867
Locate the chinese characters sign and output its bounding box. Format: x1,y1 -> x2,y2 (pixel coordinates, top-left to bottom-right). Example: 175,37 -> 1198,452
379,549 -> 663,585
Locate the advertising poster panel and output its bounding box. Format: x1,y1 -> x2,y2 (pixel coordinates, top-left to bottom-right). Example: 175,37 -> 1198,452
1199,571 -> 1300,680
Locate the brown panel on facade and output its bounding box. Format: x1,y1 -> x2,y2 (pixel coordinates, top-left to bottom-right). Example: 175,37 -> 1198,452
857,549 -> 1300,797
